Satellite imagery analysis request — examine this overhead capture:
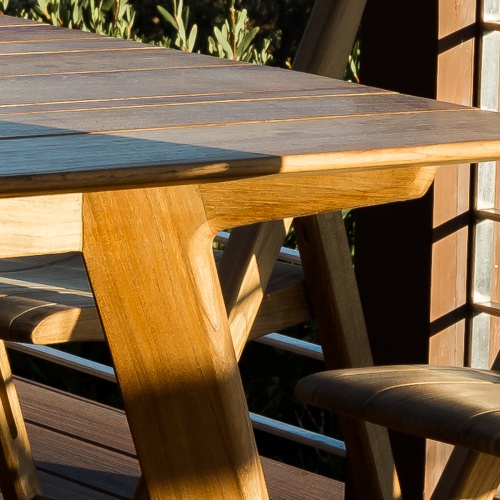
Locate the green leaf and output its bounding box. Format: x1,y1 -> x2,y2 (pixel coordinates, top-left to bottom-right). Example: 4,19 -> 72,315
214,27 -> 232,57
187,24 -> 197,52
237,27 -> 258,59
33,5 -> 48,19
37,0 -> 48,12
118,1 -> 128,18
102,0 -> 115,12
176,14 -> 186,46
71,3 -> 78,24
157,5 -> 177,28
234,9 -> 246,36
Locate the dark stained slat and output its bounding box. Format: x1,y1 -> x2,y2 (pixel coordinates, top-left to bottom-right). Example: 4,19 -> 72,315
0,93 -> 457,138
20,379 -> 138,496
15,378 -> 344,500
0,50 -> 241,78
0,89 -> 389,114
38,471 -> 119,500
0,17 -> 42,28
0,65 -> 364,105
0,24 -> 113,42
0,37 -> 155,54
28,424 -> 140,497
0,15 -> 44,28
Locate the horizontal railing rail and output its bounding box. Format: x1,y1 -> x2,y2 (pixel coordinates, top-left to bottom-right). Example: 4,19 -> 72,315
8,331 -> 344,457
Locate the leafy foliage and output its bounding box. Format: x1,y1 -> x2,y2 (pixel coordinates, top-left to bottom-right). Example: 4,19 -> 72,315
157,0 -> 196,51
207,0 -> 271,64
0,0 -> 138,38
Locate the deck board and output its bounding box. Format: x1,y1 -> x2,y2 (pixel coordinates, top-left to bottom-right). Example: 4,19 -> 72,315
13,377 -> 344,499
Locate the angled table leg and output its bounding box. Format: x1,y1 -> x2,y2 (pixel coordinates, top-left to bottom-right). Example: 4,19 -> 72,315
82,185 -> 267,500
218,219 -> 292,358
294,211 -> 402,500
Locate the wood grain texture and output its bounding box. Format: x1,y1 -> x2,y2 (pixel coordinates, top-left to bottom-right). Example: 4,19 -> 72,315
0,64 -> 351,106
82,186 -> 267,499
200,167 -> 437,230
0,17 -> 499,200
6,93 -> 451,137
293,0 -> 367,78
2,12 -> 500,500
0,194 -> 81,257
210,1 -> 400,498
294,211 -> 402,500
0,50 -> 237,80
428,353 -> 500,499
424,1 -> 477,493
0,341 -> 41,499
248,261 -> 311,340
289,5 -> 401,496
431,448 -> 500,500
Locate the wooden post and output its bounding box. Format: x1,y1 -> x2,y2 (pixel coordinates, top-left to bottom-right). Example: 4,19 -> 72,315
357,0 -> 478,497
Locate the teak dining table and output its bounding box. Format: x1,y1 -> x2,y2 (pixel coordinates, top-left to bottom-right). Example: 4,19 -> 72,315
3,15 -> 500,500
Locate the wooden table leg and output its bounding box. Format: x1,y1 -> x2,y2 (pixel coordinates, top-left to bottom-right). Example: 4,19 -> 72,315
295,211 -> 402,500
82,185 -> 268,500
218,219 -> 292,359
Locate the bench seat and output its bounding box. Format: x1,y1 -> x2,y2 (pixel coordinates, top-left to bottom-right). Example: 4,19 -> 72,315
0,252 -> 311,345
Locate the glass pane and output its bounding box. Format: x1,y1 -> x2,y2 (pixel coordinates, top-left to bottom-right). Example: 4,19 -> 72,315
484,0 -> 500,21
471,313 -> 491,368
473,219 -> 495,303
477,162 -> 496,209
481,31 -> 500,111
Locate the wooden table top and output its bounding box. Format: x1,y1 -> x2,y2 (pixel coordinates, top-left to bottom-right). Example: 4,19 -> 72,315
3,15 -> 500,198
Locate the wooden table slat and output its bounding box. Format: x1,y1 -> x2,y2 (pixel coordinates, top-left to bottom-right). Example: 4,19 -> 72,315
0,36 -> 158,54
0,24 -> 122,42
0,65 -> 368,104
0,50 -> 248,78
0,93 -> 460,137
0,89 -> 392,114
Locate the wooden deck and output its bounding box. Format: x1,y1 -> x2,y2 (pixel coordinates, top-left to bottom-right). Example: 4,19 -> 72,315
13,376 -> 344,499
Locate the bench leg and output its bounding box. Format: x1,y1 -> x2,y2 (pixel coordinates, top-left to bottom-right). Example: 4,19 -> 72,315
431,448 -> 500,500
0,340 -> 41,499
